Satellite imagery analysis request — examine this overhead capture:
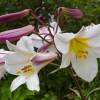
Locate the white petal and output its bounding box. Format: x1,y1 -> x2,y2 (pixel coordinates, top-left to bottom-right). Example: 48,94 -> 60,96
10,76 -> 26,92
39,26 -> 50,34
60,54 -> 70,68
17,36 -> 35,52
91,47 -> 100,58
88,36 -> 100,47
29,34 -> 43,48
50,21 -> 61,35
0,49 -> 13,54
6,40 -> 23,52
26,74 -> 40,91
6,41 -> 34,55
78,24 -> 100,39
77,26 -> 86,35
47,44 -> 57,52
0,64 -> 6,79
71,53 -> 98,82
86,24 -> 100,38
4,52 -> 30,75
77,24 -> 100,47
54,33 -> 75,54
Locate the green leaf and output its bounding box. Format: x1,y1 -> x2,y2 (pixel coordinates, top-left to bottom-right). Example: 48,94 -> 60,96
69,88 -> 81,98
87,87 -> 100,98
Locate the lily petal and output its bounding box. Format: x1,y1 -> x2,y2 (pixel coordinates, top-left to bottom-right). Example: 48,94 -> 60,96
39,26 -> 50,34
5,52 -> 30,75
54,33 -> 75,53
29,34 -> 43,48
0,49 -> 14,79
17,36 -> 35,52
10,76 -> 26,92
60,54 -> 70,68
50,21 -> 61,35
6,41 -> 34,56
91,47 -> 100,58
71,53 -> 98,82
78,24 -> 100,39
26,74 -> 40,91
0,64 -> 6,80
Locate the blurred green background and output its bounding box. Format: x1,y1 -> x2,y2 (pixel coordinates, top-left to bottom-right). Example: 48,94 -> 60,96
0,0 -> 100,100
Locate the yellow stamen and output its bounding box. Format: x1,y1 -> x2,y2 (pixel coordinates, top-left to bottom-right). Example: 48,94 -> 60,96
69,35 -> 89,59
16,65 -> 36,74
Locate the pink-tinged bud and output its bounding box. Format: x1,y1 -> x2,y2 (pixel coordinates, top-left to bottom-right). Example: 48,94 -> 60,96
0,9 -> 30,23
0,25 -> 34,42
38,44 -> 50,53
32,52 -> 57,66
64,8 -> 83,18
55,7 -> 83,19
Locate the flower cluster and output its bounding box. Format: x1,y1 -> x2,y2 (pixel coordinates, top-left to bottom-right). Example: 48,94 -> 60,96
0,7 -> 100,93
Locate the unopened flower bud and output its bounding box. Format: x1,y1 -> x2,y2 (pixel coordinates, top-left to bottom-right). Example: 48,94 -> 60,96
0,25 -> 34,42
0,9 -> 30,23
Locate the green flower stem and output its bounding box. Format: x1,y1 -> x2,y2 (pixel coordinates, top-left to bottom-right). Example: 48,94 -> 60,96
50,63 -> 60,67
30,9 -> 46,26
55,8 -> 61,34
69,67 -> 87,100
33,32 -> 51,44
50,63 -> 87,100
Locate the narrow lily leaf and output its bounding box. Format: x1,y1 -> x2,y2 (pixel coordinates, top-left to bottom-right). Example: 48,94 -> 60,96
0,9 -> 30,23
69,88 -> 81,98
0,25 -> 34,42
86,87 -> 100,98
48,68 -> 60,75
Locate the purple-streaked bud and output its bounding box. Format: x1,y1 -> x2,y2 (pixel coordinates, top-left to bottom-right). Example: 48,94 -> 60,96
0,9 -> 30,23
32,52 -> 57,66
0,25 -> 34,42
38,44 -> 50,53
55,7 -> 83,19
64,8 -> 83,18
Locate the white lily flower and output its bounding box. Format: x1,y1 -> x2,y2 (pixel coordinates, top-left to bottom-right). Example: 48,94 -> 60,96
4,36 -> 57,92
0,49 -> 13,79
29,21 -> 61,52
54,24 -> 100,82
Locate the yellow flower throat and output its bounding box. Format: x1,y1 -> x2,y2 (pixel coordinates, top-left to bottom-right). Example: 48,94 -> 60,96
16,65 -> 36,74
69,35 -> 89,59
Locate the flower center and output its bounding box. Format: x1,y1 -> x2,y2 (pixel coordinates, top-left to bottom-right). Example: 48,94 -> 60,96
69,35 -> 89,59
16,65 -> 36,75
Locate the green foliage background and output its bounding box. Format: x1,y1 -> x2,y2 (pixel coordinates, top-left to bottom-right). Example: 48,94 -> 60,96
0,0 -> 100,100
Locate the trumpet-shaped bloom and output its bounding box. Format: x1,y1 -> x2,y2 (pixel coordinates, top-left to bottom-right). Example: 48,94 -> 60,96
0,49 -> 13,79
30,21 -> 61,52
54,24 -> 100,82
4,36 -> 57,92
